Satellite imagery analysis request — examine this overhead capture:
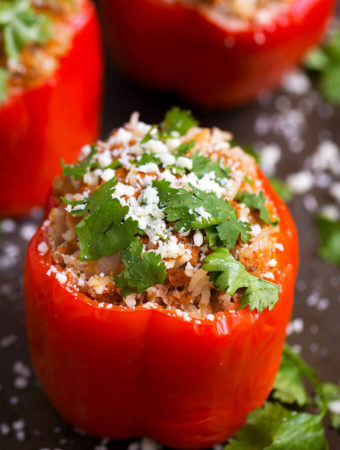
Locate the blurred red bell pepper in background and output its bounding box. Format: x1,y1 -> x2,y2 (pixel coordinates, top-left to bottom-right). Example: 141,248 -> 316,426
0,0 -> 103,218
24,169 -> 299,448
100,0 -> 335,108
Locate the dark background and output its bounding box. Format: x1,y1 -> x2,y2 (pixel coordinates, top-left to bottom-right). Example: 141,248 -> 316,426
0,1 -> 339,449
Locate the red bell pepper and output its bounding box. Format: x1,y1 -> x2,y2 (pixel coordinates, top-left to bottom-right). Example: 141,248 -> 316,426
0,1 -> 103,218
24,168 -> 298,448
99,0 -> 335,107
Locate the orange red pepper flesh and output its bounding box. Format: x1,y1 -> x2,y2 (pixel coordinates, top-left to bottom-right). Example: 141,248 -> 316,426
99,0 -> 335,108
24,168 -> 299,448
0,1 -> 103,218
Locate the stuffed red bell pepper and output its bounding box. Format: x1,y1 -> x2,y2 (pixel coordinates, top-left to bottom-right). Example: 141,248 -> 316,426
99,0 -> 335,107
25,108 -> 298,448
0,0 -> 103,218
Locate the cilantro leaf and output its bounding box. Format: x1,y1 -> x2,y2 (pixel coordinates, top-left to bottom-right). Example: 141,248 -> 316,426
62,146 -> 98,180
316,215 -> 340,265
73,179 -> 139,261
320,382 -> 340,430
153,183 -> 250,248
203,248 -> 279,313
0,68 -> 7,103
161,107 -> 198,137
237,191 -> 278,226
115,239 -> 166,296
152,180 -> 177,208
226,403 -> 327,450
304,30 -> 340,103
0,0 -> 51,60
320,65 -> 340,103
273,345 -> 311,406
104,160 -> 122,170
61,197 -> 89,217
135,153 -> 161,167
191,151 -> 230,183
173,140 -> 195,158
269,177 -> 293,202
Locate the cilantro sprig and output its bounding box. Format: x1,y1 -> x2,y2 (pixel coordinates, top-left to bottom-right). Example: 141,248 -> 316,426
226,344 -> 340,448
226,402 -> 327,450
203,248 -> 279,313
191,151 -> 230,183
161,106 -> 198,137
237,191 -> 278,226
304,30 -> 340,103
115,239 -> 166,296
153,181 -> 251,249
61,146 -> 98,180
316,215 -> 340,266
62,179 -> 139,261
0,0 -> 51,102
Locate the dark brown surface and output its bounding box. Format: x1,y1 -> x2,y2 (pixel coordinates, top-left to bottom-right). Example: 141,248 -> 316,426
1,4 -> 340,450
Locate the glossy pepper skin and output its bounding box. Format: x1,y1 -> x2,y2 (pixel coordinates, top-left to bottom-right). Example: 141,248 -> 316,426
25,169 -> 299,448
0,1 -> 103,218
99,0 -> 335,108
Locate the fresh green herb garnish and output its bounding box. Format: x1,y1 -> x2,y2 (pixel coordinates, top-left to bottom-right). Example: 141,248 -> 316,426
104,160 -> 122,170
237,191 -> 278,226
163,184 -> 250,248
115,239 -> 166,296
226,402 -> 327,449
152,180 -> 178,208
153,181 -> 250,249
161,106 -> 198,137
305,30 -> 340,103
203,248 -> 279,313
65,179 -> 139,261
135,153 -> 161,167
320,382 -> 340,430
172,140 -> 195,158
269,177 -> 293,202
273,344 -> 312,406
191,151 -> 230,183
0,0 -> 51,102
61,146 -> 98,180
0,0 -> 50,59
316,215 -> 340,265
226,344 -> 340,448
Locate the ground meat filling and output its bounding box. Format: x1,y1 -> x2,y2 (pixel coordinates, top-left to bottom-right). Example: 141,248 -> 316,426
0,0 -> 83,94
44,110 -> 283,320
177,0 -> 292,24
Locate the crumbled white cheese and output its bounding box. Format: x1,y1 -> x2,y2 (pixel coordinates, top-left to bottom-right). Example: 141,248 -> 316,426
263,272 -> 274,280
138,162 -> 159,173
144,139 -> 168,154
177,157 -> 193,170
193,231 -> 203,247
37,242 -> 48,255
166,138 -> 181,150
97,150 -> 112,168
101,168 -> 115,181
157,152 -> 176,167
56,272 -> 67,284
